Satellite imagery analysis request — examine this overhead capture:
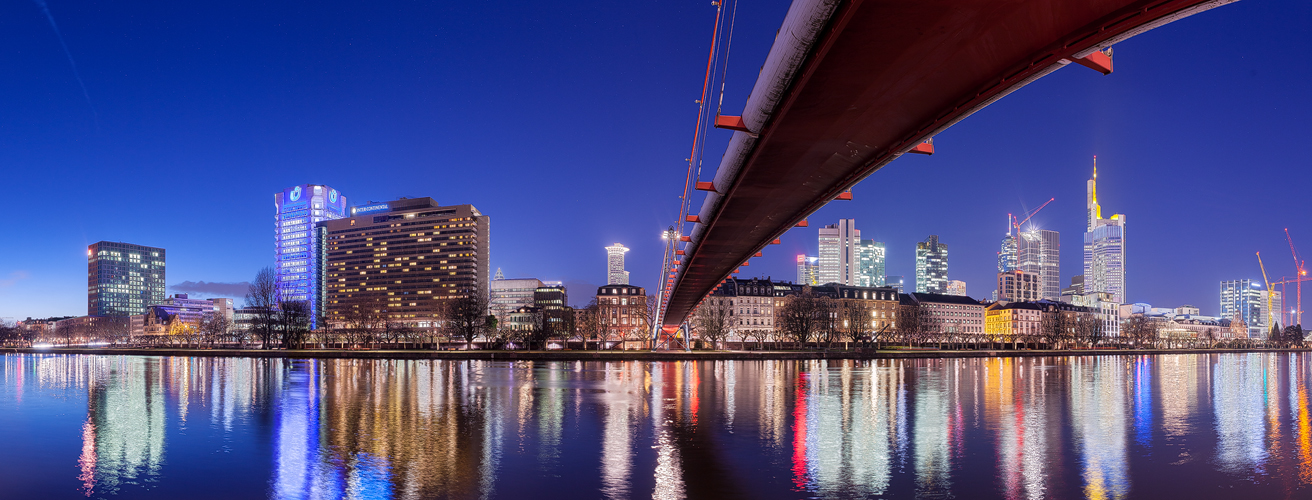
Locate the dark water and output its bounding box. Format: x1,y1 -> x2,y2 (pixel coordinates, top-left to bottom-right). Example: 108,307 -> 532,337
3,354 -> 1312,499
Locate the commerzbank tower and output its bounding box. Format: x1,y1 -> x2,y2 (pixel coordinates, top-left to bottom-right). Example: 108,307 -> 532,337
1083,158 -> 1127,304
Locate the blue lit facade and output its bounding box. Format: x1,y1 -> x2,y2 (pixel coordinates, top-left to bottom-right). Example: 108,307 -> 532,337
274,184 -> 347,326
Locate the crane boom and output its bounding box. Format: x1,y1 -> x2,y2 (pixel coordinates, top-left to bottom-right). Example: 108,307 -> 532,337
1287,229 -> 1305,327
1258,252 -> 1274,329
1014,197 -> 1055,232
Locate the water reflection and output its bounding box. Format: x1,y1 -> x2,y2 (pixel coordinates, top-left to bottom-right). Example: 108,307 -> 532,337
8,353 -> 1312,498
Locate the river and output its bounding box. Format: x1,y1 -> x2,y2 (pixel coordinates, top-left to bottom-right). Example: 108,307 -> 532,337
2,353 -> 1310,499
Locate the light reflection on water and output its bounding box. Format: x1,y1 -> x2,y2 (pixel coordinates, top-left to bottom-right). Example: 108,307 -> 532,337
5,354 -> 1312,498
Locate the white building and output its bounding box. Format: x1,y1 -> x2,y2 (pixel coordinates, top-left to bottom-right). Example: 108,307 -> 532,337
605,243 -> 630,285
491,276 -> 545,322
1220,280 -> 1265,338
858,239 -> 886,287
818,219 -> 860,285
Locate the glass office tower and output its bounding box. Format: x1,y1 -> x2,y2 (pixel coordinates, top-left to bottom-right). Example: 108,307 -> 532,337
88,241 -> 166,316
274,184 -> 347,326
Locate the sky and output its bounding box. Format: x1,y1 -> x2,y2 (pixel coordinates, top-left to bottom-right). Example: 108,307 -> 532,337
0,0 -> 1309,320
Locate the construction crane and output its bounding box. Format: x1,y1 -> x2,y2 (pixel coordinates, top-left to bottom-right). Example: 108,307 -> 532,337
1013,197 -> 1055,234
1286,229 -> 1306,326
1258,252 -> 1275,329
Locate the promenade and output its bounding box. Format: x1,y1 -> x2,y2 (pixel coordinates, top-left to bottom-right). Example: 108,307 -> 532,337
4,346 -> 1307,361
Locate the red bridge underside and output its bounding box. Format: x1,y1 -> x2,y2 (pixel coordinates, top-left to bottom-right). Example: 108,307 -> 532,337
662,0 -> 1223,327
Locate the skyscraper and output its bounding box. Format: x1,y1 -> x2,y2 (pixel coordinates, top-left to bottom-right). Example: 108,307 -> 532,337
1017,228 -> 1060,300
858,240 -> 886,287
1220,279 -> 1265,338
88,241 -> 166,317
1083,159 -> 1127,303
818,219 -> 860,285
274,184 -> 347,325
915,235 -> 948,294
796,255 -> 819,285
605,243 -> 630,285
998,214 -> 1018,274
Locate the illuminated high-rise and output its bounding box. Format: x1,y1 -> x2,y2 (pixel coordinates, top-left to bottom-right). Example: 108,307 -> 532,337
274,184 -> 347,325
818,219 -> 860,285
1220,279 -> 1265,338
1083,159 -> 1127,304
88,241 -> 166,317
857,240 -> 886,287
915,235 -> 948,293
1018,228 -> 1060,300
796,255 -> 818,285
606,243 -> 630,285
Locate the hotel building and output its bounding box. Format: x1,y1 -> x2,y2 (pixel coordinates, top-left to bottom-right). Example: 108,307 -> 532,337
319,198 -> 489,326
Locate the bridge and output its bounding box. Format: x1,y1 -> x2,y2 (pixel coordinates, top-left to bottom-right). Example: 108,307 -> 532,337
658,0 -> 1235,330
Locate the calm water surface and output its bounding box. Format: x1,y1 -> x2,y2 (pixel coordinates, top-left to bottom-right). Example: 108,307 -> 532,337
3,353 -> 1312,499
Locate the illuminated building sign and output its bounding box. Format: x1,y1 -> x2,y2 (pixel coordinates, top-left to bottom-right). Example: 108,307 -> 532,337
353,203 -> 389,215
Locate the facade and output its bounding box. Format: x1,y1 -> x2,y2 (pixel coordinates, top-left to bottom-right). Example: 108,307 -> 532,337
1060,275 -> 1085,302
984,302 -> 1043,339
1220,279 -> 1266,338
320,198 -> 489,326
997,270 -> 1041,302
1018,228 -> 1060,299
1083,162 -> 1127,303
945,280 -> 967,296
534,284 -> 570,333
491,277 -> 545,322
796,255 -> 819,285
605,243 -> 630,285
915,235 -> 949,294
88,241 -> 166,317
274,184 -> 348,326
900,292 -> 985,335
704,278 -> 778,340
1083,291 -> 1122,338
858,240 -> 886,287
596,284 -> 648,348
818,219 -> 860,285
814,284 -> 900,334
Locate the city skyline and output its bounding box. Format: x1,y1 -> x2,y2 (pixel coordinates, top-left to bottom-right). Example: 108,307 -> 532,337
1,0 -> 1309,320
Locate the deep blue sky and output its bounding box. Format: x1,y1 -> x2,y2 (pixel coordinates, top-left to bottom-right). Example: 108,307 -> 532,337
1,0 -> 1308,319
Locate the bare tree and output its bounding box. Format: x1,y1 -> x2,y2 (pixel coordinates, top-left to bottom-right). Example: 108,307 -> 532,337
1122,316 -> 1160,348
896,301 -> 932,348
778,290 -> 825,349
839,301 -> 873,348
1041,307 -> 1071,349
199,312 -> 231,348
279,300 -> 312,349
445,287 -> 491,350
579,298 -> 606,350
246,267 -> 280,349
693,297 -> 732,350
1075,314 -> 1105,348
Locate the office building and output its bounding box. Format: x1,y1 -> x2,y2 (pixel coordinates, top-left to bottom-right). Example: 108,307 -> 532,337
998,233 -> 1017,273
1018,228 -> 1060,300
818,219 -> 860,285
796,255 -> 819,285
535,283 -> 570,333
274,184 -> 348,326
1220,279 -> 1265,338
915,235 -> 949,294
491,276 -> 545,321
858,240 -> 886,287
997,270 -> 1041,302
605,243 -> 630,285
1083,160 -> 1127,303
88,241 -> 166,317
945,280 -> 967,297
320,198 -> 489,326
885,275 -> 905,293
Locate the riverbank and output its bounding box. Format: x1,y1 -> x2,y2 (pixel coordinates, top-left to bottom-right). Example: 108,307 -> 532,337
3,346 -> 1310,361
